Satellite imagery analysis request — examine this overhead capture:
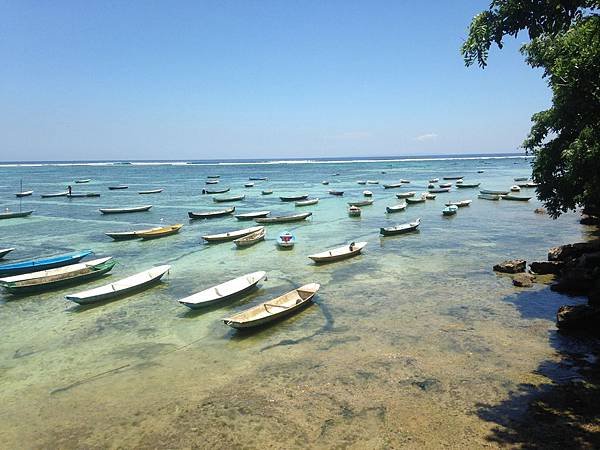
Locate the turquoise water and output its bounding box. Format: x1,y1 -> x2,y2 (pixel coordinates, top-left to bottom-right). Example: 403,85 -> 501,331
0,156 -> 594,448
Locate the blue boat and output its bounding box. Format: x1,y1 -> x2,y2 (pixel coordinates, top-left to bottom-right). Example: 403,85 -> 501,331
0,250 -> 93,276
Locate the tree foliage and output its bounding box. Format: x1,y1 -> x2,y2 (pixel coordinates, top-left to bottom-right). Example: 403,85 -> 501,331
462,1 -> 600,217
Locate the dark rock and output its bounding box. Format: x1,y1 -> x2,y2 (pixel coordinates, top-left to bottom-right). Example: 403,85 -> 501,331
529,260 -> 564,275
580,215 -> 600,226
493,259 -> 526,274
575,251 -> 600,269
551,268 -> 599,295
512,273 -> 535,287
534,208 -> 547,214
589,290 -> 600,306
556,304 -> 600,330
548,241 -> 600,261
411,378 -> 442,392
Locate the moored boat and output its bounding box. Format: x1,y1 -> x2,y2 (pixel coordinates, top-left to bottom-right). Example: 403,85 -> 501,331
439,183 -> 452,188
501,194 -> 532,201
386,203 -> 406,213
514,177 -> 529,181
478,193 -> 500,200
295,198 -> 319,206
213,194 -> 245,203
255,212 -> 312,224
0,210 -> 34,220
202,226 -> 264,243
207,175 -> 220,179
445,200 -> 472,207
188,206 -> 235,219
249,177 -> 268,181
15,191 -> 33,197
244,182 -> 255,188
108,185 -> 128,190
456,183 -> 480,188
357,180 -> 367,185
396,191 -> 416,199
480,189 -> 509,195
348,206 -> 361,217
328,190 -> 344,196
99,205 -> 152,214
233,228 -> 266,247
75,179 -> 91,183
424,193 -> 436,200
321,181 -> 329,185
202,187 -> 230,194
205,179 -> 219,184
0,250 -> 93,276
366,180 -> 379,184
136,224 -> 183,239
383,182 -> 403,189
443,176 -> 463,180
235,210 -> 271,220
308,242 -> 367,263
428,187 -> 451,193
406,196 -> 426,204
277,232 -> 296,248
280,194 -> 308,202
41,191 -> 69,198
511,185 -> 521,192
442,205 -> 459,216
262,189 -> 274,195
380,218 -> 421,236
429,178 -> 439,183
363,190 -> 373,197
0,248 -> 15,259
67,192 -> 100,198
347,199 -> 373,207
138,189 -> 163,194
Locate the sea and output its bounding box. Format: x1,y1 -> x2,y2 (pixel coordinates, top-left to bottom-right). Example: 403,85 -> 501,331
0,153 -> 595,448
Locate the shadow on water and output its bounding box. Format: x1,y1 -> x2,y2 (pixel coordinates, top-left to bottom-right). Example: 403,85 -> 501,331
477,288 -> 600,449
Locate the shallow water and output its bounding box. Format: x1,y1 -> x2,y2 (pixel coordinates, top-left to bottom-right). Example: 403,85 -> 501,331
0,156 -> 595,448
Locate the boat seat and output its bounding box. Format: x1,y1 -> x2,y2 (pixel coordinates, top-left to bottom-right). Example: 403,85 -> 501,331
214,287 -> 222,297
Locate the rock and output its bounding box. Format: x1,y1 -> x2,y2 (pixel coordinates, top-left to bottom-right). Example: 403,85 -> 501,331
512,273 -> 535,287
548,241 -> 600,261
534,208 -> 546,214
529,260 -> 564,275
493,259 -> 526,274
589,290 -> 600,306
551,268 -> 598,295
575,251 -> 600,269
556,304 -> 600,330
580,215 -> 600,226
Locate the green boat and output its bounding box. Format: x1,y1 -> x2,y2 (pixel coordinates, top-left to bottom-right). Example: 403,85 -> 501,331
501,195 -> 532,201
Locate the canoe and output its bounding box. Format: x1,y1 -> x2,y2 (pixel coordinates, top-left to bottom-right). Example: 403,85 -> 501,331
456,179 -> 464,184
511,185 -> 521,192
188,206 -> 235,219
501,195 -> 532,201
321,181 -> 329,185
202,187 -> 230,194
477,170 -> 485,173
0,257 -> 116,295
255,212 -> 312,224
67,193 -> 100,198
106,228 -> 150,240
439,183 -> 452,188
443,176 -> 463,180
478,193 -> 500,200
328,190 -> 344,196
366,180 -> 379,184
244,182 -> 255,188
0,248 -> 15,259
309,242 -> 367,263
234,228 -> 266,247
213,194 -> 245,202
386,203 -> 406,213
400,179 -> 411,184
15,191 -> 33,197
396,191 -> 416,199
348,206 -> 361,217
406,196 -> 426,204
207,175 -> 220,178
41,191 -> 68,198
456,183 -> 480,188
277,232 -> 296,248
380,218 -> 421,236
347,199 -> 373,207
99,205 -> 152,214
295,198 -> 319,207
445,200 -> 472,207
0,250 -> 93,276
363,191 -> 373,197
262,190 -> 273,195
202,226 -> 264,243
75,179 -> 91,183
235,210 -> 271,220
65,265 -> 171,305
205,180 -> 219,184
428,184 -> 435,189
514,177 -> 529,181
249,177 -> 268,181
429,178 -> 439,183
442,205 -> 458,216
480,189 -> 509,195
138,189 -> 163,194
357,180 -> 367,185
223,283 -> 320,329
383,183 -> 403,189
178,271 -> 267,309
136,224 -> 183,239
0,210 -> 34,220
280,194 -> 308,202
108,185 -> 128,190
424,193 -> 436,200
428,188 -> 451,193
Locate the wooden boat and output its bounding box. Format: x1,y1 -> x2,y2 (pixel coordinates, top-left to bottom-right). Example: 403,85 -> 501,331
234,228 -> 266,247
442,205 -> 458,216
406,196 -> 426,204
213,194 -> 245,203
428,187 -> 451,193
178,271 -> 267,309
328,190 -> 344,196
202,187 -> 230,194
280,194 -> 308,202
65,265 -> 171,305
347,199 -> 373,207
136,224 -> 182,239
380,218 -> 421,236
396,191 -> 416,199
456,183 -> 480,188
455,179 -> 464,184
0,257 -> 115,294
386,203 -> 406,213
501,194 -> 532,201
223,283 -> 320,329
367,180 -> 379,184
15,190 -> 33,197
383,182 -> 403,189
295,198 -> 319,207
478,193 -> 500,200
0,248 -> 15,259
255,212 -> 312,224
309,242 -> 367,263
188,206 -> 235,219
99,205 -> 152,214
514,177 -> 529,181
424,193 -> 436,200
67,192 -> 101,198
321,181 -> 329,185
244,182 -> 255,188
400,179 -> 411,184
0,250 -> 93,276
105,228 -> 149,240
439,183 -> 452,188
202,226 -> 264,243
108,185 -> 129,190
357,180 -> 367,185
363,190 -> 373,197
262,190 -> 273,195
235,210 -> 270,220
511,185 -> 521,192
443,176 -> 463,180
0,210 -> 34,220
75,179 -> 91,183
445,200 -> 472,207
249,177 -> 268,181
480,189 -> 509,195
277,232 -> 296,248
348,206 -> 361,217
429,178 -> 439,183
41,191 -> 68,197
205,180 -> 219,184
138,189 -> 163,194
207,175 -> 220,178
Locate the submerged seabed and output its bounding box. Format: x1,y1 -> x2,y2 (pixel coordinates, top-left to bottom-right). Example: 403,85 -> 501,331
0,156 -> 595,448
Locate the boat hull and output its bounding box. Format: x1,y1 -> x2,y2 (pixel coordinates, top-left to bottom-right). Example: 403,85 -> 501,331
0,250 -> 93,276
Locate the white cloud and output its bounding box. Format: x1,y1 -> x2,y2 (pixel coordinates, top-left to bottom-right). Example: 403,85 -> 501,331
415,133 -> 438,142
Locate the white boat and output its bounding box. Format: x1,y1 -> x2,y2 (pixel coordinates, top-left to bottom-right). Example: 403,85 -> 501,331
396,191 -> 416,199
386,203 -> 406,213
357,180 -> 367,185
178,271 -> 266,309
478,193 -> 500,200
41,191 -> 69,198
429,178 -> 439,183
445,200 -> 472,207
65,265 -> 171,304
363,190 -> 373,197
233,227 -> 266,247
138,189 -> 163,194
277,232 -> 296,248
244,182 -> 255,188
442,205 -> 459,216
202,226 -> 264,243
348,206 -> 361,217
0,248 -> 16,259
366,180 -> 379,184
308,242 -> 367,263
99,205 -> 152,214
15,191 -> 33,197
511,185 -> 521,192
424,193 -> 436,200
295,198 -> 319,207
235,210 -> 270,220
347,199 -> 373,207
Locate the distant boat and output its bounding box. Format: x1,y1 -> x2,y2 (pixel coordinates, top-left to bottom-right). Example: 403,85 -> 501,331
65,265 -> 171,305
222,283 -> 320,329
188,206 -> 235,220
280,194 -> 308,202
396,191 -> 416,198
276,232 -> 296,248
477,170 -> 485,173
67,192 -> 101,198
106,227 -> 156,240
439,183 -> 452,188
429,178 -> 439,183
213,194 -> 245,203
363,190 -> 373,197
207,175 -> 220,179
424,193 -> 436,200
455,179 -> 464,184
478,193 -> 500,201
357,180 -> 367,185
406,196 -> 426,204
456,183 -> 480,189
202,187 -> 230,194
255,212 -> 312,224
380,218 -> 421,236
108,185 -> 128,190
321,181 -> 330,185
511,185 -> 521,192
383,182 -> 403,189
400,179 -> 411,184
0,250 -> 93,276
328,190 -> 344,196
0,210 -> 34,220
40,191 -> 68,198
262,189 -> 273,195
514,177 -> 529,181
480,189 -> 509,195
244,182 -> 255,188
309,242 -> 367,264
445,200 -> 472,207
348,206 -> 361,217
235,210 -> 270,220
428,187 -> 451,193
295,198 -> 319,207
442,205 -> 458,216
15,190 -> 33,197
178,271 -> 266,309
366,180 -> 379,184
75,179 -> 91,183
386,203 -> 406,213
136,224 -> 183,240
501,194 -> 532,201
443,176 -> 463,180
99,205 -> 152,214
233,228 -> 266,248
202,226 -> 264,243
139,189 -> 163,195
205,180 -> 219,184
249,177 -> 268,181
0,257 -> 116,295
428,183 -> 435,189
347,199 -> 373,207
0,248 -> 15,259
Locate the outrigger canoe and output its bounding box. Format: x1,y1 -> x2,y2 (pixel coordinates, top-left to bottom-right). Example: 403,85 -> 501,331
308,242 -> 367,263
65,265 -> 171,305
99,205 -> 152,214
202,226 -> 264,243
0,250 -> 93,276
188,207 -> 235,219
255,212 -> 312,224
380,218 -> 421,236
222,283 -> 320,329
178,271 -> 266,309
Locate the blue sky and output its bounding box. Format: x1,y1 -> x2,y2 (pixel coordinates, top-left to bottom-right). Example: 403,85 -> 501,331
0,1 -> 550,161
